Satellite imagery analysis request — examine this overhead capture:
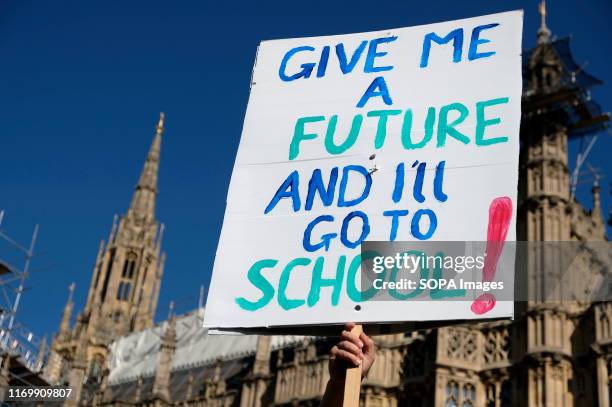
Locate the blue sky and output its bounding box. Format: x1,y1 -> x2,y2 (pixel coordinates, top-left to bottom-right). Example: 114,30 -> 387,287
1,0 -> 610,340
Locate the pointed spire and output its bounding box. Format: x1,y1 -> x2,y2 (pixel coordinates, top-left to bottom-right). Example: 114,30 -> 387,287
167,300 -> 174,320
59,283 -> 75,337
129,113 -> 164,221
537,0 -> 551,44
163,313 -> 177,345
592,180 -> 602,220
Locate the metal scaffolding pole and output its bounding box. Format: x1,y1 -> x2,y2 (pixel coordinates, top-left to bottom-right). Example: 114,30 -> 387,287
0,210 -> 45,372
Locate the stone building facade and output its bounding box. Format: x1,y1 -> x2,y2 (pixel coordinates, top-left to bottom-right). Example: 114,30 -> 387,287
43,6 -> 611,407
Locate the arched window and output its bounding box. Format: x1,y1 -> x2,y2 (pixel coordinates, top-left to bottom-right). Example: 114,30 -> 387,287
88,354 -> 104,383
128,260 -> 136,278
445,381 -> 459,407
122,253 -> 137,279
462,383 -> 475,407
116,281 -> 131,301
118,252 -> 137,302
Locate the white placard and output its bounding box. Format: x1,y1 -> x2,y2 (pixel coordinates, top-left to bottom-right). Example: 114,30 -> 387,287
205,11 -> 523,330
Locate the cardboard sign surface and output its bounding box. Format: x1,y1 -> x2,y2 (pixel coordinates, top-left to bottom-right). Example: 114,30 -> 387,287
205,11 -> 523,330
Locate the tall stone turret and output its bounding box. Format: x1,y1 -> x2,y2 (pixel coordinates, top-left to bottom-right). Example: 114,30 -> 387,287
152,315 -> 176,404
44,283 -> 75,383
240,336 -> 273,407
83,113 -> 166,336
45,114 -> 168,405
59,283 -> 75,339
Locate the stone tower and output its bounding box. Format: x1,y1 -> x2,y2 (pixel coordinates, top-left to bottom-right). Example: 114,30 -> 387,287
407,3 -> 610,407
45,114 -> 167,403
514,1 -> 609,406
151,314 -> 176,404
82,112 -> 166,337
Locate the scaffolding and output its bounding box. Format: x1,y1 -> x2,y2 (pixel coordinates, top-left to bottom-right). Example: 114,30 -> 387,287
522,36 -> 610,200
0,210 -> 46,373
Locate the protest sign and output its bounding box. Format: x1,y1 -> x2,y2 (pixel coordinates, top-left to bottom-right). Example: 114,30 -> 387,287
204,11 -> 523,330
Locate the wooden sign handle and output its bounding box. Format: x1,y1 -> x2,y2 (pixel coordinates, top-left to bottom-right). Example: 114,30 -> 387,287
342,324 -> 363,406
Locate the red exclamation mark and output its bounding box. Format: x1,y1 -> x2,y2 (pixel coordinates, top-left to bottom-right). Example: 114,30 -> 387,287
470,196 -> 513,315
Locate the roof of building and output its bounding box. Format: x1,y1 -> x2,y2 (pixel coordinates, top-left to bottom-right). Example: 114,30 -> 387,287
108,308 -> 305,384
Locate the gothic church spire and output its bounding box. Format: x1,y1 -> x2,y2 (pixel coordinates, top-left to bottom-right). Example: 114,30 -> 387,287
59,283 -> 75,338
537,0 -> 551,44
129,113 -> 164,221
